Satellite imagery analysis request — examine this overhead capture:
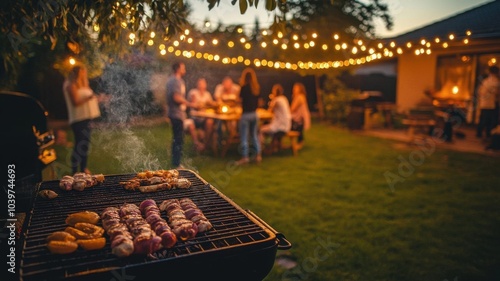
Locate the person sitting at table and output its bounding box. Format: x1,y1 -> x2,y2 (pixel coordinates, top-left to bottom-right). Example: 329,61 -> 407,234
188,78 -> 216,151
290,82 -> 311,147
236,68 -> 262,165
214,76 -> 241,105
260,84 -> 292,154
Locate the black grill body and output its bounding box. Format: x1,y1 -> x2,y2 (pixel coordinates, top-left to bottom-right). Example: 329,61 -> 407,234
18,170 -> 290,281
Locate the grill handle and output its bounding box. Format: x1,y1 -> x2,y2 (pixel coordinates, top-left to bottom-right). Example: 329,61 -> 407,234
245,209 -> 292,250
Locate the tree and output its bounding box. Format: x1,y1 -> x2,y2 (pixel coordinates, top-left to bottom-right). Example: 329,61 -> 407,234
0,0 -> 189,89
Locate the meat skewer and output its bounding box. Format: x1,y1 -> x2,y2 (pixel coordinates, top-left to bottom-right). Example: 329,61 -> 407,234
119,169 -> 191,192
100,207 -> 134,258
119,203 -> 162,255
159,199 -> 198,241
178,198 -> 213,233
139,199 -> 177,249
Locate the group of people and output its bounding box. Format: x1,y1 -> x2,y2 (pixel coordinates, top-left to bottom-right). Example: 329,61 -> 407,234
61,62 -> 311,173
165,62 -> 311,168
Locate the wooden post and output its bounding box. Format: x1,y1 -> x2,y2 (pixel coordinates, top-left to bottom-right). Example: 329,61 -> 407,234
314,74 -> 325,119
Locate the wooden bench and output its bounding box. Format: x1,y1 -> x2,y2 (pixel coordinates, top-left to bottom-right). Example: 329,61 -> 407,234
270,131 -> 302,156
402,118 -> 436,141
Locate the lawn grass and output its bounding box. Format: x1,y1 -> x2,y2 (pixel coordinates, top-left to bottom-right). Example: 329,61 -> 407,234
48,119 -> 500,281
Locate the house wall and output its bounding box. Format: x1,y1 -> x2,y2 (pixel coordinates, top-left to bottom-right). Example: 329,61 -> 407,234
396,53 -> 437,113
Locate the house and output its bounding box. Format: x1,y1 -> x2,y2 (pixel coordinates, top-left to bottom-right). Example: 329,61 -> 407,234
368,0 -> 500,124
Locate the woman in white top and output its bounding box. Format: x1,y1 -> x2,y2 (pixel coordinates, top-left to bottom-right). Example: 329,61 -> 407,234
290,82 -> 311,144
63,65 -> 101,174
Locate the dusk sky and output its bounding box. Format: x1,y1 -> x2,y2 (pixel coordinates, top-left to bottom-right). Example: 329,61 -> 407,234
187,0 -> 493,38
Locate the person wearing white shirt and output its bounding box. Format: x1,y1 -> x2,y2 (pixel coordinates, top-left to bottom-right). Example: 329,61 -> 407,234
477,65 -> 500,138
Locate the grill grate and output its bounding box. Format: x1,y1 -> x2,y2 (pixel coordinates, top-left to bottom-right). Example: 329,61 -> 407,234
19,170 -> 275,281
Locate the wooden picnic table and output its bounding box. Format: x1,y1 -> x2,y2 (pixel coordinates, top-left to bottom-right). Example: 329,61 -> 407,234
190,107 -> 273,157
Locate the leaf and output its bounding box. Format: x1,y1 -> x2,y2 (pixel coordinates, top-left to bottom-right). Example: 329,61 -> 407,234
265,0 -> 276,11
239,0 -> 248,14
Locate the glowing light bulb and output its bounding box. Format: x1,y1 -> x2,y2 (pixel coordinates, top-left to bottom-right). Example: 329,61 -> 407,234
69,57 -> 76,65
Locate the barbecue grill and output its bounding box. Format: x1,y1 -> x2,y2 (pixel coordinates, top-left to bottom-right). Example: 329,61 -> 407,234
18,170 -> 291,281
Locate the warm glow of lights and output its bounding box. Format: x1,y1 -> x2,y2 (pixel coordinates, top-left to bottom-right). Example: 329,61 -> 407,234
358,40 -> 363,46
69,57 -> 76,65
452,86 -> 459,95
420,39 -> 426,45
309,41 -> 315,47
128,39 -> 134,45
292,34 -> 299,40
426,49 -> 431,55
406,42 -> 412,48
221,105 -> 229,113
369,48 -> 375,54
147,39 -> 154,46
228,41 -> 234,47
277,32 -> 283,38
180,35 -> 186,41
322,44 -> 328,50
261,42 -> 267,48
426,42 -> 431,48
397,48 -> 403,54
281,43 -> 287,50
294,42 -> 300,49
214,55 -> 220,61
199,40 -> 205,46
205,21 -> 211,28
262,30 -> 268,36
245,43 -> 251,49
463,39 -> 469,44
159,44 -> 165,50
378,43 -> 383,49
466,30 -> 472,36
304,43 -> 310,49
435,37 -> 440,43
390,42 -> 395,48
196,52 -> 202,59
175,50 -> 181,56
160,49 -> 166,56
150,32 -> 156,38
187,38 -> 193,44
443,42 -> 449,48
129,33 -> 135,40
237,27 -> 243,33
173,40 -> 179,47
121,21 -> 127,28
240,37 -> 246,43
244,59 -> 250,65
415,49 -> 421,55
449,34 -> 455,40
184,29 -> 190,35
93,24 -> 99,32
273,39 -> 279,45
231,58 -> 238,64
351,47 -> 358,54
333,34 -> 339,40
341,43 -> 347,49
312,33 -> 318,38
167,46 -> 174,52
212,39 -> 218,45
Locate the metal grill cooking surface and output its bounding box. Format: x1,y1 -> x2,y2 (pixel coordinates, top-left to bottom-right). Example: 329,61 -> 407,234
19,170 -> 277,281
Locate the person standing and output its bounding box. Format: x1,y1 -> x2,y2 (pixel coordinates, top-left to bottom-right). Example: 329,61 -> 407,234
166,61 -> 200,168
290,82 -> 311,145
476,65 -> 500,138
236,68 -> 262,165
63,65 -> 101,174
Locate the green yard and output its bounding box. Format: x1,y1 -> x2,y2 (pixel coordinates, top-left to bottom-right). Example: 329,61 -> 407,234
49,120 -> 500,281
